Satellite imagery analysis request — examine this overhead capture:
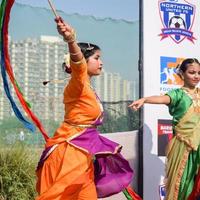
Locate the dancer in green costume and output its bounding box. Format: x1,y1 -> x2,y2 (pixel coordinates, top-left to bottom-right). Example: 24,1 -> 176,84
129,58 -> 200,200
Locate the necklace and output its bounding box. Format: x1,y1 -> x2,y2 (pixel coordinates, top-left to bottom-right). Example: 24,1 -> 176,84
182,87 -> 200,112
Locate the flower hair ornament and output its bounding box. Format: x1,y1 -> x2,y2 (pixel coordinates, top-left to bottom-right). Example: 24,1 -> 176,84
43,53 -> 70,86
63,53 -> 72,74
176,63 -> 182,76
63,53 -> 70,67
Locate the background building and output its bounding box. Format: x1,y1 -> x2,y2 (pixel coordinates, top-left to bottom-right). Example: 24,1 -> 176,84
0,36 -> 138,122
92,71 -> 137,116
7,36 -> 67,122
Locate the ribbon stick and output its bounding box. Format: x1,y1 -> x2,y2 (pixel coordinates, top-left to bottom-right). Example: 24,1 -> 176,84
47,0 -> 59,18
43,78 -> 68,86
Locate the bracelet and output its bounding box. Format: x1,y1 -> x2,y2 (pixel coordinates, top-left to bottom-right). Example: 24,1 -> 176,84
63,29 -> 76,43
63,37 -> 75,44
70,51 -> 82,56
70,57 -> 84,65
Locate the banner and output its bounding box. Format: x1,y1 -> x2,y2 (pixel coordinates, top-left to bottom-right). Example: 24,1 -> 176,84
142,0 -> 200,199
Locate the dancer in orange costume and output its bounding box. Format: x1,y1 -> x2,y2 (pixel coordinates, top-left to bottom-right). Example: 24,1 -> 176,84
36,16 -> 141,200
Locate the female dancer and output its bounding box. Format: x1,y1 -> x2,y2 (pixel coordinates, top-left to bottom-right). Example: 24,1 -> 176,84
36,17 -> 140,200
129,58 -> 200,200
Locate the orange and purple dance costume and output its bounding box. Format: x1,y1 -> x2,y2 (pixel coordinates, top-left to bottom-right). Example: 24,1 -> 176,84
36,58 -> 133,200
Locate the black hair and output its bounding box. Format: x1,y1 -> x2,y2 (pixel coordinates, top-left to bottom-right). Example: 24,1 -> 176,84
178,58 -> 200,73
77,42 -> 101,60
62,42 -> 101,74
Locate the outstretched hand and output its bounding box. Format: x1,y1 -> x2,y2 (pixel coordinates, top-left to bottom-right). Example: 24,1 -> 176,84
55,17 -> 75,43
128,98 -> 146,111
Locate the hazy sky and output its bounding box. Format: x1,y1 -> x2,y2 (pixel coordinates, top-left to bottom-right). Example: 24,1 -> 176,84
15,0 -> 139,22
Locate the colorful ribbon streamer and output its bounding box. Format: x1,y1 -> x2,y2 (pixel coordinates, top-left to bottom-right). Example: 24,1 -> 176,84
0,0 -> 49,141
123,186 -> 142,200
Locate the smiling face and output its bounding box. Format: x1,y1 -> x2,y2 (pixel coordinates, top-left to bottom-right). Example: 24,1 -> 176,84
87,50 -> 103,77
182,62 -> 200,89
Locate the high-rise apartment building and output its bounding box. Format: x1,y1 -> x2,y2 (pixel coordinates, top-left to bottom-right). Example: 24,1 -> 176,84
7,36 -> 67,122
0,36 -> 13,120
92,71 -> 137,116
0,36 -> 138,122
93,71 -> 135,102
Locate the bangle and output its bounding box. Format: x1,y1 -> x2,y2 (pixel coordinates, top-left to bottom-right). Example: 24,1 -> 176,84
70,57 -> 84,65
63,29 -> 76,43
63,37 -> 75,43
70,51 -> 82,56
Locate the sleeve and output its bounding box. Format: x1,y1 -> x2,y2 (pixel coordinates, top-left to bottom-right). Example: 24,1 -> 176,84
165,89 -> 181,115
65,58 -> 88,98
70,57 -> 87,83
165,89 -> 179,107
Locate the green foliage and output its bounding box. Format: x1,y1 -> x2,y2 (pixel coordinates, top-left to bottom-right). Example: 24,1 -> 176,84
0,144 -> 38,200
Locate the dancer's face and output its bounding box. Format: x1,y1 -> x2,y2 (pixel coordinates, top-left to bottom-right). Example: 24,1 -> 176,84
182,63 -> 200,89
87,50 -> 103,77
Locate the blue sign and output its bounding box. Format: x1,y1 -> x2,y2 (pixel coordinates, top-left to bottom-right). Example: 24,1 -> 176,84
160,56 -> 183,94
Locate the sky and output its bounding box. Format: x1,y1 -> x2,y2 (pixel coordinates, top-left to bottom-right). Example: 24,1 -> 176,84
15,0 -> 139,22
4,0 -> 139,81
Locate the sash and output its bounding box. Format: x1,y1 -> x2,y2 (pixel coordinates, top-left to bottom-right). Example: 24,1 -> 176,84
175,102 -> 200,151
165,102 -> 200,200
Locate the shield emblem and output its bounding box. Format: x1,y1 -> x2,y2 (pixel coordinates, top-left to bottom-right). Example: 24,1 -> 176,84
158,0 -> 196,43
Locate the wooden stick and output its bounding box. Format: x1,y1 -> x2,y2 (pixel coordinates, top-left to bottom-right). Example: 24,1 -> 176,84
47,0 -> 59,18
43,78 -> 68,85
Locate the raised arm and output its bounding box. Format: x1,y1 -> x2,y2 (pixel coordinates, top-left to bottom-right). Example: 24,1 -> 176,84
55,17 -> 82,62
129,95 -> 171,111
56,17 -> 88,95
